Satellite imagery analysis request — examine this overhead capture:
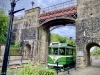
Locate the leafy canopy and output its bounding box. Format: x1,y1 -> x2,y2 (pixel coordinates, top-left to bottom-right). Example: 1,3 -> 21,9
50,33 -> 75,45
0,8 -> 9,44
91,49 -> 100,56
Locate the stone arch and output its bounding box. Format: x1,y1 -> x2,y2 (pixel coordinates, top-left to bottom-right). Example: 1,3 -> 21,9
40,18 -> 75,29
38,18 -> 76,63
24,44 -> 31,60
86,42 -> 100,66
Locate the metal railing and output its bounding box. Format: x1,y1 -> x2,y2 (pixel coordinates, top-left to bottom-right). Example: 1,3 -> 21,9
40,0 -> 77,14
55,59 -> 76,75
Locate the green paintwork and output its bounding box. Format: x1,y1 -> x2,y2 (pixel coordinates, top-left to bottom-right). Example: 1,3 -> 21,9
58,56 -> 73,65
48,56 -> 54,64
48,42 -> 76,67
48,55 -> 74,66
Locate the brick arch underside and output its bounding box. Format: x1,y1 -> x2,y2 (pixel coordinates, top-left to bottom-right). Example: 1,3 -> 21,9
40,18 -> 75,29
86,42 -> 100,66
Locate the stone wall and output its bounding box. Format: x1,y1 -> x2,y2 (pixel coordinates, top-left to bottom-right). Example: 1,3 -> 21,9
11,0 -> 100,68
9,56 -> 21,61
0,45 -> 21,62
12,7 -> 41,63
38,28 -> 50,63
0,45 -> 5,62
76,0 -> 100,68
0,56 -> 21,61
13,7 -> 40,42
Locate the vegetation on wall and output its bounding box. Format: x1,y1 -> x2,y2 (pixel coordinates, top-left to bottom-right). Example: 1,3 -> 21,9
9,42 -> 21,56
0,8 -> 9,44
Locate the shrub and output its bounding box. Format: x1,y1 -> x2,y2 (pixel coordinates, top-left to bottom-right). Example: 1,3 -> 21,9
9,42 -> 21,56
15,62 -> 57,75
38,69 -> 57,75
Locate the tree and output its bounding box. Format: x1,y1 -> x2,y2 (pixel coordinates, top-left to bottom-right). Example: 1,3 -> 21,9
0,8 -> 9,44
57,35 -> 67,43
50,33 -> 76,45
67,37 -> 75,45
91,49 -> 100,56
50,33 -> 67,43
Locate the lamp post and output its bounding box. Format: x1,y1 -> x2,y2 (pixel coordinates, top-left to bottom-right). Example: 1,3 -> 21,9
31,1 -> 34,8
1,0 -> 25,75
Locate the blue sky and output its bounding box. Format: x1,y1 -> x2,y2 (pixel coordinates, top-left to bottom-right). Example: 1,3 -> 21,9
0,0 -> 76,39
51,25 -> 76,39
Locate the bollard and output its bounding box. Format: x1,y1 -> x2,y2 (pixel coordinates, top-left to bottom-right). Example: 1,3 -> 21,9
67,60 -> 70,74
56,60 -> 59,75
74,59 -> 76,70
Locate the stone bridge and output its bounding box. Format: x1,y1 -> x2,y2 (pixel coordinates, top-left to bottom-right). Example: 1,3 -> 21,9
12,0 -> 100,68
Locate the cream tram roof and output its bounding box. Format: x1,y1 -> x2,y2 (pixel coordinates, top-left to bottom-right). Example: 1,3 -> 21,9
49,42 -> 75,48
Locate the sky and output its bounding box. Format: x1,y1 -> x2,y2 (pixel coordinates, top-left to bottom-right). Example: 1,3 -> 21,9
0,0 -> 76,39
51,25 -> 76,39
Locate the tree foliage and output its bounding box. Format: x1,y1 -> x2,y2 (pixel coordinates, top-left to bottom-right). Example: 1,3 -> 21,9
91,49 -> 100,56
50,33 -> 67,43
67,37 -> 75,45
50,33 -> 75,45
0,8 -> 9,44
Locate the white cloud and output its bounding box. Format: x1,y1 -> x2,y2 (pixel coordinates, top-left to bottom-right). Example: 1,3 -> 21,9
51,25 -> 76,39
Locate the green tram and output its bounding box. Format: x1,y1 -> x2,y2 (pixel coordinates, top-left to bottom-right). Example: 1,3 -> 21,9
48,42 -> 76,69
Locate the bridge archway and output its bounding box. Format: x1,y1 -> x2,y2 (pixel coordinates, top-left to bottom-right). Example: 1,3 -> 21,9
40,18 -> 75,29
24,44 -> 31,60
86,42 -> 100,66
38,18 -> 76,63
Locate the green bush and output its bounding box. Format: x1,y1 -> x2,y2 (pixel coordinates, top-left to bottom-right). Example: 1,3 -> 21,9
38,69 -> 57,75
9,42 -> 21,56
9,48 -> 21,56
10,42 -> 21,48
14,62 -> 57,75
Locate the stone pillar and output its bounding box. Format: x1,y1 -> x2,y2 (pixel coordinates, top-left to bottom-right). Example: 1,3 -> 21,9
76,0 -> 100,68
0,45 -> 5,62
30,42 -> 34,61
38,28 -> 50,64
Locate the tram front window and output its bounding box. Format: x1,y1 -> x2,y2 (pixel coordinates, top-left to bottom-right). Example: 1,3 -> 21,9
49,47 -> 58,55
53,48 -> 58,55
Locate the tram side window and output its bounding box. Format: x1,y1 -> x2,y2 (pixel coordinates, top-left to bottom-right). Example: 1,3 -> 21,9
53,48 -> 58,55
49,47 -> 58,55
59,48 -> 65,55
66,48 -> 69,55
69,49 -> 73,55
66,48 -> 73,55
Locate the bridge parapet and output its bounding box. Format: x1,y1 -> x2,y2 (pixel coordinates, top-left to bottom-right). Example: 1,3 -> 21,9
40,0 -> 77,14
39,6 -> 77,20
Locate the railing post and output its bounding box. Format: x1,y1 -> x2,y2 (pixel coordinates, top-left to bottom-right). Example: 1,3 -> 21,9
40,1 -> 77,13
56,60 -> 59,75
74,59 -> 76,70
67,60 -> 70,74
